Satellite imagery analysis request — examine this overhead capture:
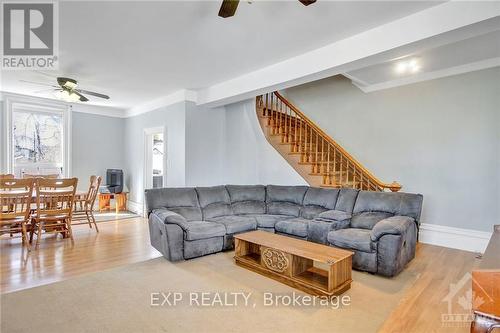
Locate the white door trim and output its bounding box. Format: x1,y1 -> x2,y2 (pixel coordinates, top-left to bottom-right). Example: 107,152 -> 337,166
143,126 -> 166,215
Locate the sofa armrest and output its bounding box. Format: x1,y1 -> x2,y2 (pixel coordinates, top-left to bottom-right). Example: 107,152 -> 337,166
152,208 -> 187,226
370,216 -> 415,241
148,209 -> 185,261
316,210 -> 352,222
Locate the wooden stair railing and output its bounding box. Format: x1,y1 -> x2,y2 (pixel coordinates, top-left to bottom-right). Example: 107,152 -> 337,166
256,92 -> 402,192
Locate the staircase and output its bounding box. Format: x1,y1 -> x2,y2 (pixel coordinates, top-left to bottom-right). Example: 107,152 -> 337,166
256,92 -> 402,192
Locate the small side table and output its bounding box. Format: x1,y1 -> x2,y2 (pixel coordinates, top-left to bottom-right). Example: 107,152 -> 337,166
98,192 -> 128,213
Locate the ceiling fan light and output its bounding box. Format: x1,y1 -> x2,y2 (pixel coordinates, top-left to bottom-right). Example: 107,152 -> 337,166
68,92 -> 81,102
54,89 -> 81,102
64,81 -> 77,89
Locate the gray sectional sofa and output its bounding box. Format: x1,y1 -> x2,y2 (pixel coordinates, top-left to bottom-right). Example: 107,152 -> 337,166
145,185 -> 423,277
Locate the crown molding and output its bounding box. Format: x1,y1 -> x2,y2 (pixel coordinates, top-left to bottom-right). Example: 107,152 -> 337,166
0,91 -> 127,118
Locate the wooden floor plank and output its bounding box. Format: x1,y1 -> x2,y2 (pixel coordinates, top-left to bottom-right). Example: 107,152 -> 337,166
0,217 -> 479,332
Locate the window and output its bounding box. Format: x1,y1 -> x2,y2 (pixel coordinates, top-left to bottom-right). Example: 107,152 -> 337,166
2,97 -> 70,178
13,110 -> 64,177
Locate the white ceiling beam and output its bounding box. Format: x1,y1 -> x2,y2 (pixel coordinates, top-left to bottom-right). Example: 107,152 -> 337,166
195,1 -> 500,107
125,89 -> 197,118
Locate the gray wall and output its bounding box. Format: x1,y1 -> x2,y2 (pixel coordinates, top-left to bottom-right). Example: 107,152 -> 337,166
123,102 -> 186,205
71,111 -> 125,190
224,100 -> 307,186
284,68 -> 500,232
185,102 -> 227,186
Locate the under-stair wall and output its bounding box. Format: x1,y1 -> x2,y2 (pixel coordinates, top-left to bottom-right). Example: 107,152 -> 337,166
281,71 -> 499,233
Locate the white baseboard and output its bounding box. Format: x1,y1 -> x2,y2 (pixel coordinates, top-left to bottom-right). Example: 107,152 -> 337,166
127,200 -> 145,217
419,223 -> 492,253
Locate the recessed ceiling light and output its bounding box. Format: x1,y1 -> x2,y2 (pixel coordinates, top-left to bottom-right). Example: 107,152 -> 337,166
395,58 -> 420,74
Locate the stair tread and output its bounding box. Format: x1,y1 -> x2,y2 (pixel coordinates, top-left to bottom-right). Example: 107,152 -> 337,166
257,94 -> 398,193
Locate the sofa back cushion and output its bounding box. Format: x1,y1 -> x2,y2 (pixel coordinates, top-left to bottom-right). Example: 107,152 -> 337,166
266,185 -> 308,217
351,191 -> 424,229
350,211 -> 394,229
226,185 -> 266,215
300,187 -> 339,219
144,187 -> 202,221
334,189 -> 360,213
196,186 -> 232,219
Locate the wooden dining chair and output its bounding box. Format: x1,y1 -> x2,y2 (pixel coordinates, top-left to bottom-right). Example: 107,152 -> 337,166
31,178 -> 78,249
72,175 -> 102,232
0,178 -> 35,251
23,173 -> 59,179
0,174 -> 15,179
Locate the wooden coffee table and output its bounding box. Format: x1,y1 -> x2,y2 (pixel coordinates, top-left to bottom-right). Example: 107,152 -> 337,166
234,230 -> 354,296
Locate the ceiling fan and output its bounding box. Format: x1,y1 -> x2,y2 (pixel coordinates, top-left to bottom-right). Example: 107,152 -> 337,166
21,77 -> 110,103
218,0 -> 316,18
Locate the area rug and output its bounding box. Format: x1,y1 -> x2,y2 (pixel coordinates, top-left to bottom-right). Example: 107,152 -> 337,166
0,252 -> 418,333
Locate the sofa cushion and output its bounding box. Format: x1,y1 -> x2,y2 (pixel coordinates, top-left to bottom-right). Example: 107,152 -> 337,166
265,185 -> 308,217
353,191 -> 423,224
316,210 -> 352,222
196,186 -> 232,219
327,228 -> 373,253
334,188 -> 359,213
301,187 -> 339,219
350,211 -> 394,230
300,206 -> 329,220
227,185 -> 266,215
274,218 -> 309,238
244,214 -> 290,228
167,207 -> 203,222
182,221 -> 226,241
266,185 -> 308,204
231,201 -> 266,215
308,216 -> 351,244
145,187 -> 202,220
207,215 -> 257,235
226,185 -> 266,214
266,202 -> 301,217
303,187 -> 339,209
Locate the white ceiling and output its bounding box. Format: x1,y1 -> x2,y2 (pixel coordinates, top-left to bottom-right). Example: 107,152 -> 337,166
0,0 -> 442,109
345,26 -> 500,90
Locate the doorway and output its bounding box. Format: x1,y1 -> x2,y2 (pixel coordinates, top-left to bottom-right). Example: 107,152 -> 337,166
144,127 -> 166,192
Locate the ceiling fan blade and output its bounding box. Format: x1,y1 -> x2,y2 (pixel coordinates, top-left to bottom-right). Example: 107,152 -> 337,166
75,89 -> 110,100
33,88 -> 60,94
73,91 -> 89,102
34,70 -> 59,78
298,0 -> 316,5
218,0 -> 239,18
20,80 -> 58,88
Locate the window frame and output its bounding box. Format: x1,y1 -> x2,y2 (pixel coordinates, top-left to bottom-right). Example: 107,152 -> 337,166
3,94 -> 71,177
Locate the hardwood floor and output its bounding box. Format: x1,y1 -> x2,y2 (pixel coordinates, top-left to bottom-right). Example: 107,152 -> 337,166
0,217 -> 160,294
0,217 -> 479,332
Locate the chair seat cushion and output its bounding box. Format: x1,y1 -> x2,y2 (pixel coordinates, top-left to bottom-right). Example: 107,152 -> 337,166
240,214 -> 291,228
274,218 -> 309,237
182,221 -> 226,241
207,215 -> 257,235
327,228 -> 373,253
